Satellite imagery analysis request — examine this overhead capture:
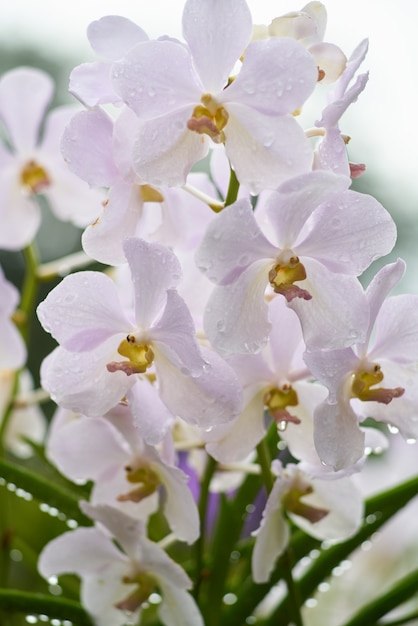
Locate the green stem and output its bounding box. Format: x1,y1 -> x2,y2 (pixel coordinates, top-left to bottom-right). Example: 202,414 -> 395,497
341,567 -> 418,626
281,548 -> 304,626
0,590 -> 94,625
224,167 -> 240,207
193,455 -> 217,600
19,242 -> 40,344
256,437 -> 274,494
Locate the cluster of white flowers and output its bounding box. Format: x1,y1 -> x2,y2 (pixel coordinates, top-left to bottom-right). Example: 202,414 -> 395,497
1,2 -> 418,625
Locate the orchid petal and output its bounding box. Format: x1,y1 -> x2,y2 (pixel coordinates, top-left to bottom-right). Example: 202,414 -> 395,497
289,258 -> 369,350
127,378 -> 175,445
183,0 -> 252,92
195,197 -> 277,285
38,527 -> 126,579
123,238 -> 182,329
46,416 -> 130,482
203,259 -> 272,354
156,348 -> 243,429
158,582 -> 204,626
205,388 -> 266,463
222,37 -> 317,115
157,463 -> 200,544
37,271 -> 130,351
314,399 -> 365,470
61,108 -> 119,187
0,67 -> 53,151
224,104 -> 313,194
112,40 -> 202,118
87,15 -> 148,60
370,294 -> 418,364
252,475 -> 290,583
69,62 -> 118,107
40,343 -> 132,417
150,290 -> 203,377
132,108 -> 209,187
266,170 -> 350,248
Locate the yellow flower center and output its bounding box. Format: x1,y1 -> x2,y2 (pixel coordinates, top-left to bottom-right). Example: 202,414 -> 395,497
187,93 -> 229,144
264,384 -> 299,424
351,362 -> 404,404
118,461 -> 161,503
115,571 -> 158,612
20,160 -> 51,194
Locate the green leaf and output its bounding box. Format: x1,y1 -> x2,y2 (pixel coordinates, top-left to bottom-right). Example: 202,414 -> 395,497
0,458 -> 92,527
0,589 -> 95,625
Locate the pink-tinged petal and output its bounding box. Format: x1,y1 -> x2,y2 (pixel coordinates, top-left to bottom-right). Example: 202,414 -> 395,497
222,38 -> 317,115
332,39 -> 369,101
0,318 -> 25,372
127,378 -> 175,445
289,259 -> 369,350
158,582 -> 204,626
317,71 -> 369,129
224,105 -> 313,194
88,16 -> 149,60
113,40 -> 202,118
38,527 -> 126,580
37,271 -> 129,351
61,108 -> 119,187
363,258 -> 405,345
205,388 -> 266,463
280,380 -> 328,466
183,0 -> 252,92
195,198 -> 277,285
0,67 -> 53,151
137,536 -> 192,589
43,166 -> 104,228
80,502 -> 147,557
203,259 -> 272,354
297,190 -> 396,274
252,475 -> 290,583
151,290 -> 203,376
309,42 -> 347,84
82,182 -> 141,266
132,108 -> 209,187
314,399 -> 365,470
46,416 -> 130,482
0,267 -> 19,315
41,343 -> 133,417
313,127 -> 350,176
82,568 -> 138,626
156,463 -> 199,544
156,348 -> 243,429
0,169 -> 41,250
289,476 -> 363,540
370,294 -> 418,364
266,171 -> 350,249
123,238 -> 182,329
69,62 -> 118,107
304,347 -> 358,396
268,297 -> 305,376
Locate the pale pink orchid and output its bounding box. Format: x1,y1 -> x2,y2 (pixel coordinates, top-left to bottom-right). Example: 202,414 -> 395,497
0,67 -> 102,249
62,106 -> 216,266
196,170 -> 396,353
38,502 -> 204,626
313,39 -> 369,177
252,459 -> 363,583
305,259 -> 418,471
253,1 -> 347,85
47,406 -> 199,543
111,0 -> 318,192
69,15 -> 149,107
37,237 -> 242,443
204,298 -> 313,462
